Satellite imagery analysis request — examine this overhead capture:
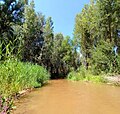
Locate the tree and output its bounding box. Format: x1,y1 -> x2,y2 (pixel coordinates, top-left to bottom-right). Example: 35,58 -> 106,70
50,33 -> 64,77
22,1 -> 45,62
0,0 -> 24,60
0,0 -> 24,36
74,2 -> 96,69
74,0 -> 120,72
96,0 -> 120,43
50,33 -> 79,78
37,17 -> 54,70
91,40 -> 114,74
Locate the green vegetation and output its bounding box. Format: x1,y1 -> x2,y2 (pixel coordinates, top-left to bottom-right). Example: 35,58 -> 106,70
67,67 -> 106,83
69,0 -> 120,83
0,0 -> 78,112
0,0 -> 120,113
0,59 -> 50,113
0,59 -> 50,96
0,59 -> 50,114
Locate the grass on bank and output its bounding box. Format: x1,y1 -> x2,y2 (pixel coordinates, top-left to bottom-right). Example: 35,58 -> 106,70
0,59 -> 50,113
67,67 -> 107,83
0,59 -> 50,97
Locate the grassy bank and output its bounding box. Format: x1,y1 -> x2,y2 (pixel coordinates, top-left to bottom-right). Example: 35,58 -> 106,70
67,67 -> 120,87
67,67 -> 107,83
0,59 -> 50,113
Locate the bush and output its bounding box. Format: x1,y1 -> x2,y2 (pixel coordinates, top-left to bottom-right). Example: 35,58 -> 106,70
0,59 -> 50,96
67,66 -> 86,81
67,66 -> 106,83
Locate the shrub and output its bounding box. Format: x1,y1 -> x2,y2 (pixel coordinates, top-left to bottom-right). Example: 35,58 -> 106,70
0,59 -> 50,113
67,66 -> 106,83
0,59 -> 50,96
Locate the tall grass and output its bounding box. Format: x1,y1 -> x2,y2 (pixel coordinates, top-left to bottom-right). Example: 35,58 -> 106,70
0,35 -> 50,113
0,59 -> 50,97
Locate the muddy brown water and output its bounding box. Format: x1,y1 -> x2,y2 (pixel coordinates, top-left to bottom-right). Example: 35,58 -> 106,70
13,80 -> 120,114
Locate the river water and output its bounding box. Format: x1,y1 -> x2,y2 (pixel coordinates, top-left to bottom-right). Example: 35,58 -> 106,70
13,80 -> 120,114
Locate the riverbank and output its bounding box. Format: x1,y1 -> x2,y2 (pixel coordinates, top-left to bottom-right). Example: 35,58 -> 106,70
0,60 -> 50,114
67,70 -> 120,86
104,75 -> 120,86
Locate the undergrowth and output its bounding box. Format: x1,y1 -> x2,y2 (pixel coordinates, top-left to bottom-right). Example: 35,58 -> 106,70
67,67 -> 107,83
0,59 -> 50,113
0,59 -> 50,97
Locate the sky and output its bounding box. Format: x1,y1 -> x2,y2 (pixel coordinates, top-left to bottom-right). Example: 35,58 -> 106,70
34,0 -> 90,38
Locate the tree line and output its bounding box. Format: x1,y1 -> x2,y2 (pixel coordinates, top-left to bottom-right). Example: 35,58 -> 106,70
1,0 -> 119,78
0,0 -> 79,78
74,0 -> 120,74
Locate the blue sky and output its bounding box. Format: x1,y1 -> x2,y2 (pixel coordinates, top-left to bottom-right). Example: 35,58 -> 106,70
34,0 -> 90,38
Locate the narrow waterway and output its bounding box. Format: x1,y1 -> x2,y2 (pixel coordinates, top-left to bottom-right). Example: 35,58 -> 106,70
13,80 -> 120,114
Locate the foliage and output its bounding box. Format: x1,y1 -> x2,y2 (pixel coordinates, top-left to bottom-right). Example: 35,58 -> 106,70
74,0 -> 120,74
0,0 -> 25,61
74,2 -> 96,69
0,0 -> 80,113
0,0 -> 119,113
49,33 -> 79,78
18,1 -> 79,77
0,0 -> 24,35
0,58 -> 50,113
37,17 -> 54,70
0,59 -> 50,97
115,55 -> 120,73
91,40 -> 114,74
0,96 -> 13,114
67,66 -> 106,83
22,1 -> 45,62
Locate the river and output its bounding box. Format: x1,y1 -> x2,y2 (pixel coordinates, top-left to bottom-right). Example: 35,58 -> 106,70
13,80 -> 120,114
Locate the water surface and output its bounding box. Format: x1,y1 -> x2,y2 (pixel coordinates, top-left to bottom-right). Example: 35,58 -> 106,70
13,80 -> 120,114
